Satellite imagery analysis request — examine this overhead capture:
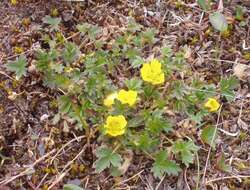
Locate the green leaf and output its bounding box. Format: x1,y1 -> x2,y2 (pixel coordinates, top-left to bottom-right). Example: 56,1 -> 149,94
130,56 -> 144,68
127,115 -> 144,128
88,25 -> 101,40
209,12 -> 228,32
110,166 -> 122,177
235,5 -> 245,21
77,23 -> 91,34
5,55 -> 27,80
125,48 -> 140,60
94,147 -> 122,173
42,15 -> 61,30
146,117 -> 173,135
51,63 -> 64,73
134,132 -> 159,151
63,184 -> 84,190
172,140 -> 199,166
198,0 -> 211,11
201,126 -> 217,148
58,96 -> 72,114
124,78 -> 142,91
187,110 -> 208,124
141,28 -> 157,44
63,42 -> 80,64
36,50 -> 57,71
151,150 -> 181,178
220,76 -> 239,102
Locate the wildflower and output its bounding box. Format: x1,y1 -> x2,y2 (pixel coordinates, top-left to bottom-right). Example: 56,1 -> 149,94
11,0 -> 17,5
104,115 -> 127,137
104,92 -> 118,107
204,98 -> 220,112
140,59 -> 165,85
117,89 -> 137,106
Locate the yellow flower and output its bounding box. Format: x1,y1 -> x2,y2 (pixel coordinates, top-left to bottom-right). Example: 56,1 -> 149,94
11,0 -> 17,5
204,98 -> 220,112
104,92 -> 118,107
140,59 -> 165,85
104,115 -> 127,136
117,89 -> 137,106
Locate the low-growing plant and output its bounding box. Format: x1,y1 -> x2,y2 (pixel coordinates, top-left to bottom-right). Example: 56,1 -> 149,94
5,17 -> 239,179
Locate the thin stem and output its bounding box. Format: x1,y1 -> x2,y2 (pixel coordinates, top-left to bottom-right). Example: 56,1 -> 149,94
71,103 -> 90,146
202,105 -> 222,186
195,152 -> 200,190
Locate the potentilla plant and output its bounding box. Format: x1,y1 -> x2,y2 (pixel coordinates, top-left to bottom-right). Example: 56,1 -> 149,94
5,16 -> 239,179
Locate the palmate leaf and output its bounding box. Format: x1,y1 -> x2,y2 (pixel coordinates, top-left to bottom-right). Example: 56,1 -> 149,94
5,55 -> 27,80
125,78 -> 142,91
172,140 -> 199,166
63,42 -> 80,64
152,150 -> 181,178
58,95 -> 72,114
135,132 -> 159,152
220,76 -> 239,102
36,50 -> 57,71
94,147 -> 122,173
42,15 -> 61,31
146,117 -> 173,134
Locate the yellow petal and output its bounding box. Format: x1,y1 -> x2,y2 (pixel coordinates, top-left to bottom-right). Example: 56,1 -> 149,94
140,63 -> 152,83
117,89 -> 137,106
140,59 -> 165,85
152,73 -> 165,85
103,92 -> 118,107
150,59 -> 162,73
104,115 -> 127,137
204,98 -> 220,112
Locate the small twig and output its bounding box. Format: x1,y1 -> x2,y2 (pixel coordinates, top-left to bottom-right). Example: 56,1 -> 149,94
0,149 -> 56,185
35,173 -> 48,190
202,105 -> 223,186
184,168 -> 191,190
47,168 -> 71,190
195,153 -> 200,190
50,135 -> 85,164
155,173 -> 166,190
0,70 -> 15,80
206,174 -> 250,184
47,145 -> 87,190
218,128 -> 239,137
111,170 -> 144,188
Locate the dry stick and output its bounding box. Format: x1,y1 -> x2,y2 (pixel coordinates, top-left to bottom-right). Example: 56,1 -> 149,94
202,105 -> 223,187
47,168 -> 71,190
35,173 -> 48,190
111,170 -> 144,188
0,70 -> 15,80
47,145 -> 88,190
155,173 -> 166,190
50,135 -> 85,164
0,149 -> 56,185
184,168 -> 191,190
206,175 -> 250,184
195,153 -> 200,190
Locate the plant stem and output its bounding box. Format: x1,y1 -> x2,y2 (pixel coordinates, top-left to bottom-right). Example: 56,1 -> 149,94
71,103 -> 90,145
